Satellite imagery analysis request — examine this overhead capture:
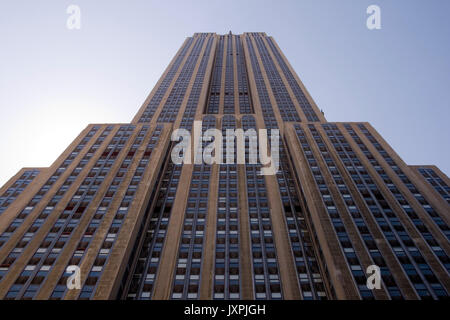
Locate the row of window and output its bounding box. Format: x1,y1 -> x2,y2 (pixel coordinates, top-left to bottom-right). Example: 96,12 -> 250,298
223,35 -> 235,114
0,125 -> 103,282
276,139 -> 328,299
246,36 -> 329,298
416,168 -> 450,205
158,37 -> 207,123
245,37 -> 278,129
235,36 -> 253,114
125,160 -> 182,299
4,125 -> 136,299
138,37 -> 195,123
357,124 -> 449,240
265,37 -> 320,122
75,126 -> 163,300
171,116 -> 216,299
253,36 -> 301,123
321,123 -> 447,299
205,36 -> 225,114
241,116 -> 283,300
0,170 -> 40,215
213,116 -> 240,299
49,125 -> 156,299
308,124 -> 404,299
294,125 -> 373,299
344,124 -> 450,275
180,37 -> 214,131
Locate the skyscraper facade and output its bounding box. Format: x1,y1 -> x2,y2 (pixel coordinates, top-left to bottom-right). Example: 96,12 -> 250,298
0,32 -> 448,300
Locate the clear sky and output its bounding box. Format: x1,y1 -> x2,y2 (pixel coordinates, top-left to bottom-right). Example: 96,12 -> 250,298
0,0 -> 449,186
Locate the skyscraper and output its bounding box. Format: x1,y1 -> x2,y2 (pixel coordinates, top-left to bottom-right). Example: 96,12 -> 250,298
0,32 -> 448,300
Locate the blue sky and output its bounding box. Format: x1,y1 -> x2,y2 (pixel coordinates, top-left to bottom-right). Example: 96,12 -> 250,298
0,0 -> 449,186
